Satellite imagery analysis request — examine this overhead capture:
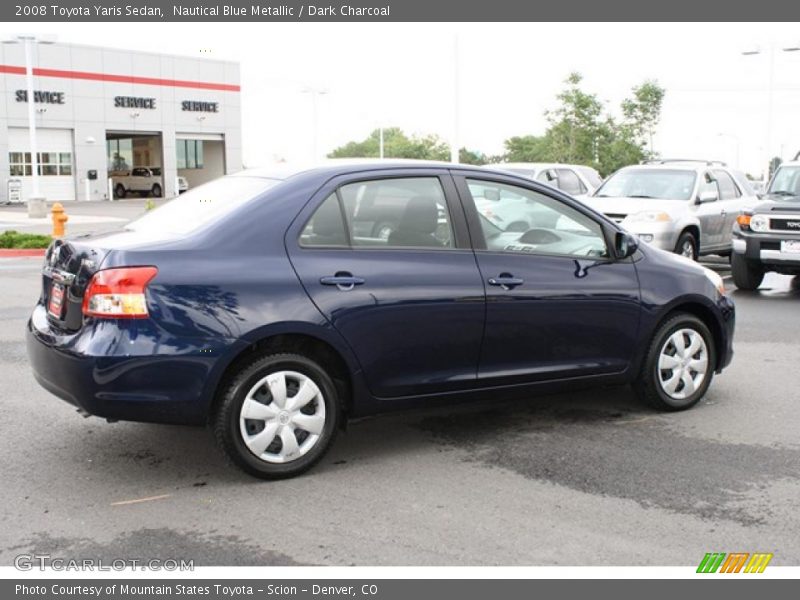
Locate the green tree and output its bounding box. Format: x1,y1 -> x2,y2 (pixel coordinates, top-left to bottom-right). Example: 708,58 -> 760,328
621,81 -> 665,157
503,135 -> 553,162
328,127 -> 450,160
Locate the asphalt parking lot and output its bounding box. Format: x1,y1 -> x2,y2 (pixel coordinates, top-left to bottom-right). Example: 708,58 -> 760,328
1,255 -> 799,566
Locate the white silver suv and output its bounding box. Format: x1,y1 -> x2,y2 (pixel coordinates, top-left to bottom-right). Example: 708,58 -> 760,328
584,160 -> 757,260
485,162 -> 602,198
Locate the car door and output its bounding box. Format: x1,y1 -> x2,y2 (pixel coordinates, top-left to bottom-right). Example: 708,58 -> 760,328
286,170 -> 485,399
713,169 -> 745,247
695,171 -> 725,250
454,173 -> 641,385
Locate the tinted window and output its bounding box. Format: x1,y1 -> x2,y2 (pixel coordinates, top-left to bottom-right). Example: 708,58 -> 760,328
300,193 -> 348,247
467,179 -> 608,258
713,170 -> 740,200
556,169 -> 587,194
339,178 -> 453,249
596,169 -> 696,200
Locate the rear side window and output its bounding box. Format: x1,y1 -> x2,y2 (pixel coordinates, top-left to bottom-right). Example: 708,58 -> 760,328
301,177 -> 454,249
300,193 -> 348,247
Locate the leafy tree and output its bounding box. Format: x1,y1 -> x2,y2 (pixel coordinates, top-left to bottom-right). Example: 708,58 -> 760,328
459,148 -> 487,165
503,135 -> 553,162
328,127 -> 450,160
621,81 -> 665,156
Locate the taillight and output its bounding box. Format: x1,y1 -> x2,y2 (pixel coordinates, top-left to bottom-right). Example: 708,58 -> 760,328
736,214 -> 752,230
82,267 -> 158,319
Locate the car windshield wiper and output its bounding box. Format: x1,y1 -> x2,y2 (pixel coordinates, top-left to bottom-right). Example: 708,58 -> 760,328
628,194 -> 657,199
770,190 -> 796,196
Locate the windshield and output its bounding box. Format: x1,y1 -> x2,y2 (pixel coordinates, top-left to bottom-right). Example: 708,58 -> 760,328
768,166 -> 800,197
126,176 -> 281,235
595,169 -> 696,200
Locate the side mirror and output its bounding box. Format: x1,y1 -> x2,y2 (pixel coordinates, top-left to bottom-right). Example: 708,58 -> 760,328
696,190 -> 718,204
614,231 -> 639,259
544,169 -> 558,182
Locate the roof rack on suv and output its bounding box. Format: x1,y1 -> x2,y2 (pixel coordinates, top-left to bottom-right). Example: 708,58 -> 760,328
642,159 -> 727,166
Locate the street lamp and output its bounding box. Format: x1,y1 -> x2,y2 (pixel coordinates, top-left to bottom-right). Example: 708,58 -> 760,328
2,34 -> 56,217
716,132 -> 740,167
301,86 -> 328,162
742,43 -> 800,178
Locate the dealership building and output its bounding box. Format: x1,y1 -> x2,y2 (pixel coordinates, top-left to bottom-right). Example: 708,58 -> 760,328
0,41 -> 242,203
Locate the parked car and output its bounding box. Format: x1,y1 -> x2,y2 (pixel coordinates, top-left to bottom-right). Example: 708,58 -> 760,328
177,176 -> 189,194
584,160 -> 757,260
112,167 -> 163,199
27,161 -> 735,479
731,160 -> 800,289
485,162 -> 603,197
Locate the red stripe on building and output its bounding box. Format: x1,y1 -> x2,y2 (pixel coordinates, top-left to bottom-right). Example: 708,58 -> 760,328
0,64 -> 240,92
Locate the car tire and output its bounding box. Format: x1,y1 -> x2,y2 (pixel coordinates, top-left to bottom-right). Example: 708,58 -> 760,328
674,231 -> 698,261
633,313 -> 716,411
114,184 -> 126,199
731,252 -> 764,291
213,352 -> 341,480
152,183 -> 162,198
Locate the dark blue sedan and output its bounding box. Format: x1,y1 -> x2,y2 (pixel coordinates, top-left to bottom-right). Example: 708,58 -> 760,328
27,162 -> 735,479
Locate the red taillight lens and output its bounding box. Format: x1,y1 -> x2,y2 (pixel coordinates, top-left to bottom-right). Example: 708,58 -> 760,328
82,267 -> 158,319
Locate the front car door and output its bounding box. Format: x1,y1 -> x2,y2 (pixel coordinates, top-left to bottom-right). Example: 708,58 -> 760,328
286,170 -> 485,399
713,168 -> 746,247
695,171 -> 725,250
454,173 -> 642,385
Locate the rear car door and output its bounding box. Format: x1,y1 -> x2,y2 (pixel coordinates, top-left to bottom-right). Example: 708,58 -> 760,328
454,173 -> 641,385
286,170 -> 485,399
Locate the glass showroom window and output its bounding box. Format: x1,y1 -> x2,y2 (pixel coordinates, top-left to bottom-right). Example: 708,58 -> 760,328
176,140 -> 204,169
8,152 -> 72,177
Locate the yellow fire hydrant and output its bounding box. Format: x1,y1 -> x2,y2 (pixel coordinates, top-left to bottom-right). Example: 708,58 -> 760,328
51,203 -> 68,238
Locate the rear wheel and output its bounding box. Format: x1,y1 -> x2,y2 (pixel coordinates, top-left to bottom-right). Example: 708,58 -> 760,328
114,184 -> 126,199
634,314 -> 715,411
731,252 -> 764,291
213,353 -> 341,479
674,231 -> 698,261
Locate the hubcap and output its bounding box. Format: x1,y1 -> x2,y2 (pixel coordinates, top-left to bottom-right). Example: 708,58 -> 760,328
681,240 -> 695,259
239,370 -> 326,464
657,328 -> 708,401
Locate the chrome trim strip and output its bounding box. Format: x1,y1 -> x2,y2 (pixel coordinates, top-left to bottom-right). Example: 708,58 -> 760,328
760,249 -> 800,262
42,265 -> 76,285
732,239 -> 746,253
764,214 -> 800,235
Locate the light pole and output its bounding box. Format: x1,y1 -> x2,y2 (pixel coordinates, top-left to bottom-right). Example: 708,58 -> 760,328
301,87 -> 328,162
742,43 -> 800,178
716,132 -> 740,167
2,34 -> 56,216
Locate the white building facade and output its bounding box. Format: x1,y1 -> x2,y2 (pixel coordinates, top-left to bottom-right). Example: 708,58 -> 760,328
0,42 -> 242,203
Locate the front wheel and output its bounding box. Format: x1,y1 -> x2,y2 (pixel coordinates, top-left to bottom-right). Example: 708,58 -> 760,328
213,353 -> 341,479
731,252 -> 764,291
151,183 -> 162,198
674,231 -> 698,261
633,314 -> 716,411
114,184 -> 126,199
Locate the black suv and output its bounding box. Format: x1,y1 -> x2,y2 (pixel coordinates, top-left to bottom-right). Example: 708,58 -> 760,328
731,162 -> 800,289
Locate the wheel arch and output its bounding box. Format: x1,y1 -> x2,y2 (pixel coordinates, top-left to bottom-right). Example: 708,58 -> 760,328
646,299 -> 725,372
677,224 -> 701,254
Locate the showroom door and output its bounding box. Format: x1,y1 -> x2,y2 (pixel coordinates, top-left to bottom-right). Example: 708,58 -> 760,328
287,171 -> 486,399
455,174 -> 642,385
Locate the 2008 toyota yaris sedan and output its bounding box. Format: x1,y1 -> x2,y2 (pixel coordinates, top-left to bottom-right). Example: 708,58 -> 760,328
27,162 -> 735,479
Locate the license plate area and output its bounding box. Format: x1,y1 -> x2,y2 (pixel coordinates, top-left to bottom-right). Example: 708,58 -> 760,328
48,282 -> 65,318
780,240 -> 800,255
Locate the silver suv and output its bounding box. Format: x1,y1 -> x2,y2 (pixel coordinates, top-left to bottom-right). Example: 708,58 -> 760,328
584,160 -> 757,260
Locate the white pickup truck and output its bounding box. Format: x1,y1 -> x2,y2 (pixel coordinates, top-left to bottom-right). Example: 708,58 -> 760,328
112,167 -> 163,198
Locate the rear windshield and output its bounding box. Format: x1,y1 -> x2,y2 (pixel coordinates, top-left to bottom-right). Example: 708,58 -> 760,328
126,176 -> 280,235
595,169 -> 696,201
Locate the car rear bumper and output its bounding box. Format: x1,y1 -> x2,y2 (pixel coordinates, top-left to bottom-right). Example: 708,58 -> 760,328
26,304 -> 242,425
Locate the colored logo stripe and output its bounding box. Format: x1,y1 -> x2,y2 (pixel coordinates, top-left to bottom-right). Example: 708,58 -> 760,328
0,64 -> 239,92
697,552 -> 773,573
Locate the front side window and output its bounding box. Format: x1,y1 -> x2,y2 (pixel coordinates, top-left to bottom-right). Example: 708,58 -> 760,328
697,172 -> 720,200
713,170 -> 741,200
467,179 -> 608,258
556,169 -> 587,195
595,169 -> 696,201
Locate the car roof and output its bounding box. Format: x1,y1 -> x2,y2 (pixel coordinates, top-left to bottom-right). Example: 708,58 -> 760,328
486,162 -> 595,171
232,159 -> 525,182
617,162 -> 724,174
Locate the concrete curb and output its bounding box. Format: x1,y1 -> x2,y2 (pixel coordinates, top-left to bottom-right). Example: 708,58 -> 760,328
0,249 -> 46,258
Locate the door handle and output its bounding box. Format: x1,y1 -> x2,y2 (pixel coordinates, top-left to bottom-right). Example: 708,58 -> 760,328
488,274 -> 524,290
320,273 -> 365,291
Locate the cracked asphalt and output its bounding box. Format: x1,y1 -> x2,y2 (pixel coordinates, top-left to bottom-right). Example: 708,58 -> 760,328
1,256 -> 799,566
